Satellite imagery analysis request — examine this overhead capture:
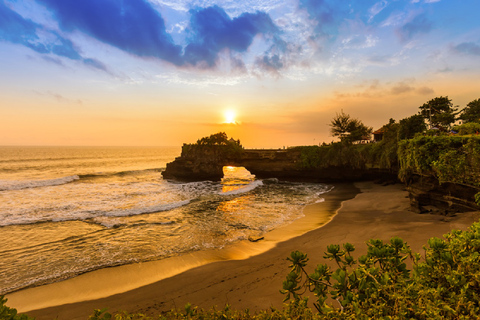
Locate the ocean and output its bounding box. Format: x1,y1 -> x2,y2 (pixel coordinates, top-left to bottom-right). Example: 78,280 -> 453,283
0,146 -> 332,295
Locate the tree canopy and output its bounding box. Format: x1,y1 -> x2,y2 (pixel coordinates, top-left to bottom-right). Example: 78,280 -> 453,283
459,98 -> 480,123
398,114 -> 426,140
418,96 -> 459,130
195,132 -> 241,147
329,111 -> 372,144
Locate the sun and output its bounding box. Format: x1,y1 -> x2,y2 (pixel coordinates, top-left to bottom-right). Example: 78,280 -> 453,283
224,110 -> 236,124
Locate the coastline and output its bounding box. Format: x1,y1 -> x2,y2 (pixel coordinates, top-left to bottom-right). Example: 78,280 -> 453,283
7,183 -> 359,318
12,182 -> 480,320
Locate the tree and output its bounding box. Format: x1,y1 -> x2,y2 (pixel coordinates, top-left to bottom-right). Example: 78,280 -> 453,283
329,111 -> 372,143
459,98 -> 480,123
398,114 -> 426,140
419,96 -> 459,130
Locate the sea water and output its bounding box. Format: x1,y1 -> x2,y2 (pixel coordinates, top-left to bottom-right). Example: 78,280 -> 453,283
0,146 -> 332,294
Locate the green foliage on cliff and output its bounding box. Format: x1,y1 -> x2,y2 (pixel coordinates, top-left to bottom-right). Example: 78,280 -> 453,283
281,221 -> 480,319
296,125 -> 399,171
295,143 -> 373,170
398,136 -> 480,188
181,132 -> 244,158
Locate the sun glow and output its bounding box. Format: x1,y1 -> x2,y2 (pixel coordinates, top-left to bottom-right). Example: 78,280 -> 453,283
224,110 -> 236,124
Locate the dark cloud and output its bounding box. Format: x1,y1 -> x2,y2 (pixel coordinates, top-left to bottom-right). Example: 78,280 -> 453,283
30,1 -> 284,71
454,42 -> 480,56
398,13 -> 432,41
255,54 -> 284,76
0,1 -> 110,72
36,0 -> 184,65
184,5 -> 280,67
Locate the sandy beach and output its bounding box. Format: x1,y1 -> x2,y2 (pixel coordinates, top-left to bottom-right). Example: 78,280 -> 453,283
14,181 -> 480,320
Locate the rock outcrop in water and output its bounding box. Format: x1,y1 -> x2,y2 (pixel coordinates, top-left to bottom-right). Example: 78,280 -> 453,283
162,144 -> 480,216
161,147 -> 397,183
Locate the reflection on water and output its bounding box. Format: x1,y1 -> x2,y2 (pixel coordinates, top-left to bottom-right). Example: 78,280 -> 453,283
221,166 -> 255,193
217,195 -> 254,215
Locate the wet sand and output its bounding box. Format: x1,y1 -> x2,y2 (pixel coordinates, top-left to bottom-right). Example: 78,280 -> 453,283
13,182 -> 480,319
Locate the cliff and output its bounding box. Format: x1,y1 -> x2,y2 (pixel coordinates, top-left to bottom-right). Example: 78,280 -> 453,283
161,147 -> 397,183
162,144 -> 480,216
404,173 -> 480,215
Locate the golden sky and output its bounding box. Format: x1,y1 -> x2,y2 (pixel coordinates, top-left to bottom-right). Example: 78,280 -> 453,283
1,0 -> 480,148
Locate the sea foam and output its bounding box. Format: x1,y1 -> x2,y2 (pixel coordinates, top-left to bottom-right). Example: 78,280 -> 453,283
219,180 -> 264,196
0,175 -> 79,191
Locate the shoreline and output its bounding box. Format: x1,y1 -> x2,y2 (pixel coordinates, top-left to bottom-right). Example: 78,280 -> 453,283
12,182 -> 480,320
7,183 -> 360,318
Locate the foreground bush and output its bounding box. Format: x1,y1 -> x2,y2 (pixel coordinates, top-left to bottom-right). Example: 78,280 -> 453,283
281,221 -> 480,319
0,296 -> 33,320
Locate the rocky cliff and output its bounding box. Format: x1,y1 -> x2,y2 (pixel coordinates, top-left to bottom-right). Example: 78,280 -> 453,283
404,173 -> 480,214
161,147 -> 397,182
162,145 -> 480,215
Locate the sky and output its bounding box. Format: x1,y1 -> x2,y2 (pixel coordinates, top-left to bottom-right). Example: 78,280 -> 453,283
1,0 -> 479,148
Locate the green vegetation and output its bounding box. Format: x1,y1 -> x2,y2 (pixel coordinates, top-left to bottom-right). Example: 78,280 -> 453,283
181,132 -> 244,158
418,96 -> 459,131
0,296 -> 34,320
295,119 -> 399,171
329,111 -> 372,144
282,221 -> 480,319
297,97 -> 480,181
459,98 -> 480,124
398,136 -> 480,187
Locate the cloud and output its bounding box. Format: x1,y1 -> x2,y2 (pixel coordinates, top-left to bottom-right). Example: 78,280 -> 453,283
397,13 -> 432,41
184,5 -> 280,67
31,1 -> 284,71
33,90 -> 83,104
0,1 -> 110,72
298,0 -> 348,41
454,42 -> 480,56
36,0 -> 184,65
335,79 -> 434,98
368,1 -> 388,22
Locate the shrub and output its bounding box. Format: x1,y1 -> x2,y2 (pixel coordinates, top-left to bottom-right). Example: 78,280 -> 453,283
281,221 -> 480,319
456,122 -> 480,135
0,296 -> 34,320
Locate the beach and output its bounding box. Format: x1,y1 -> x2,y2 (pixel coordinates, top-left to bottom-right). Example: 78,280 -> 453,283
12,181 -> 480,319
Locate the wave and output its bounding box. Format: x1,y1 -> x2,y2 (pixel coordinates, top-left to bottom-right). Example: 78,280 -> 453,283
78,168 -> 164,179
219,180 -> 264,196
0,175 -> 80,191
0,168 -> 166,192
0,200 -> 191,227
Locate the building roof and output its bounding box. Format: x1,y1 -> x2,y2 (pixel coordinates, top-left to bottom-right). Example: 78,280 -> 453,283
373,127 -> 386,135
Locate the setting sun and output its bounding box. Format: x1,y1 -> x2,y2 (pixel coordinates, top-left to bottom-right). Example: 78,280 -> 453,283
224,110 -> 236,124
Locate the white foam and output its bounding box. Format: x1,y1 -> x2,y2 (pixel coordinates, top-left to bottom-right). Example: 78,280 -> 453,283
0,199 -> 191,227
219,180 -> 264,196
0,176 -> 80,191
101,199 -> 191,218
